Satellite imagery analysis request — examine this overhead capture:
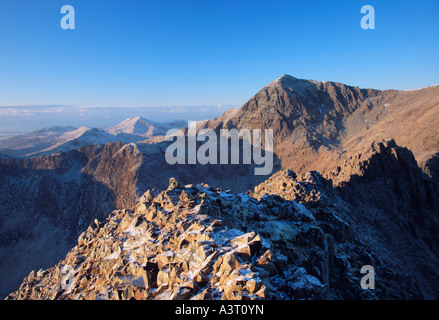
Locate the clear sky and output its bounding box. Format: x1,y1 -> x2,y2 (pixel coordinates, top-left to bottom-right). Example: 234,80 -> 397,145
0,0 -> 438,108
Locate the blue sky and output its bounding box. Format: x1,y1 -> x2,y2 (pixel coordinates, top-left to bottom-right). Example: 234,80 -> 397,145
0,0 -> 438,110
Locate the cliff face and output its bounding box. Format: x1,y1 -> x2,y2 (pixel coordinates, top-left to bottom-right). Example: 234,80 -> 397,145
328,140 -> 439,298
251,141 -> 439,299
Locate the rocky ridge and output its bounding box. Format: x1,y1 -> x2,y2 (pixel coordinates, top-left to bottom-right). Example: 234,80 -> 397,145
3,177 -> 366,300
7,139 -> 439,300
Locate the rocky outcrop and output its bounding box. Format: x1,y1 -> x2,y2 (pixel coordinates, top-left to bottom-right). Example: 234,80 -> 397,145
5,179 -> 277,300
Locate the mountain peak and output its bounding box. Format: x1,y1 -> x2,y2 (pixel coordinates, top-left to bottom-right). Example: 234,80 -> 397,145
278,74 -> 297,81
104,116 -> 186,139
124,116 -> 152,124
268,74 -> 343,90
265,74 -> 314,91
105,117 -> 155,138
270,74 -> 298,84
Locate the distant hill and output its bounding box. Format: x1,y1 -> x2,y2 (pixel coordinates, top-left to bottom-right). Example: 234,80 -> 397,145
0,118 -> 186,158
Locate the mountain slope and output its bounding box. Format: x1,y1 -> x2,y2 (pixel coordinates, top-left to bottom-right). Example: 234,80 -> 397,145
0,126 -> 80,157
203,75 -> 439,176
0,126 -> 124,158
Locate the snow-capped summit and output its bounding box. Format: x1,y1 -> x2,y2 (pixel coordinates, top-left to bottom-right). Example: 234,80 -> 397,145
104,116 -> 158,138
104,116 -> 186,139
